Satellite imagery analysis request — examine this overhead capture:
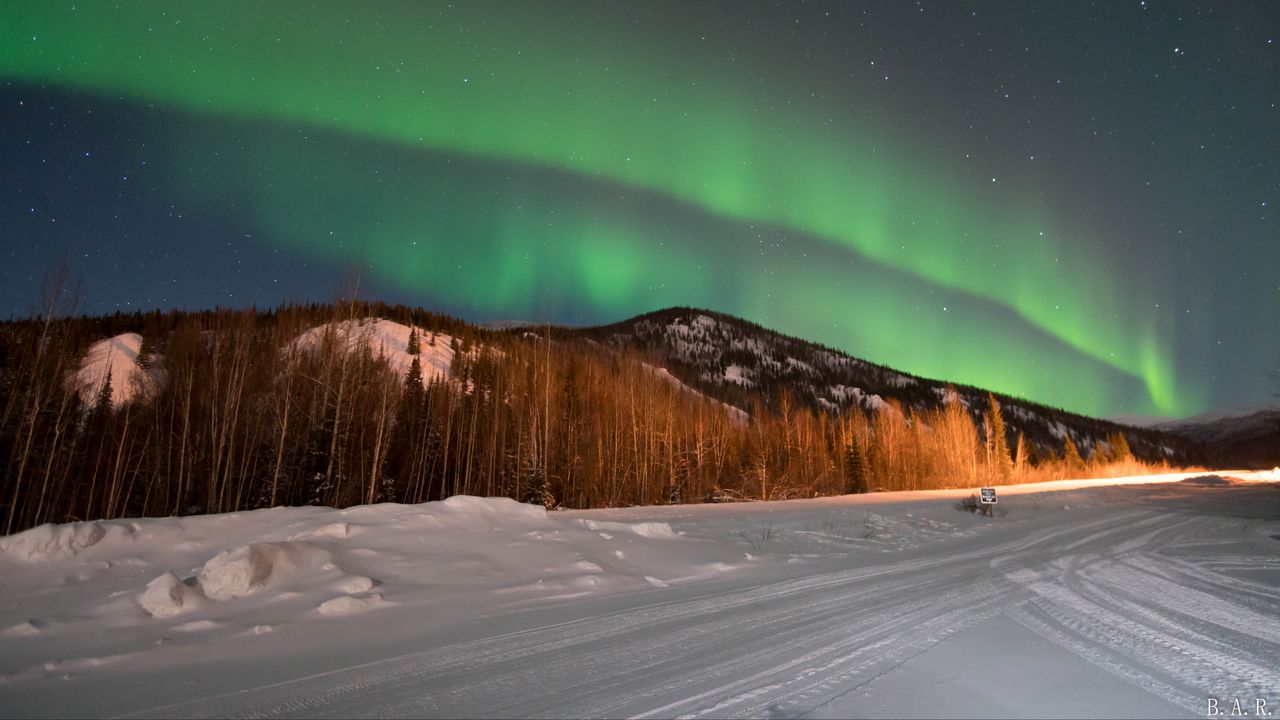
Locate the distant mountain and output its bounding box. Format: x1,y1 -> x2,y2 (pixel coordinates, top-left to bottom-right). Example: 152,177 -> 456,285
578,307 -> 1202,465
1108,414 -> 1174,428
1153,405 -> 1280,468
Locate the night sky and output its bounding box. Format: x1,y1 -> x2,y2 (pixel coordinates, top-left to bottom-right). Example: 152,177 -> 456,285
1,1 -> 1277,419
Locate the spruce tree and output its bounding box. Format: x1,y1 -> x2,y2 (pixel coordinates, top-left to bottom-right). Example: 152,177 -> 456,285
92,365 -> 115,415
136,335 -> 156,370
405,356 -> 423,395
845,438 -> 867,494
406,328 -> 420,356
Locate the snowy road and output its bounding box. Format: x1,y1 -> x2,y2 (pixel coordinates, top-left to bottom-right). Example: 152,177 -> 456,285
2,474 -> 1278,718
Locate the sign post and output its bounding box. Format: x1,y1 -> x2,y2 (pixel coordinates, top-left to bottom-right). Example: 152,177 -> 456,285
979,487 -> 997,517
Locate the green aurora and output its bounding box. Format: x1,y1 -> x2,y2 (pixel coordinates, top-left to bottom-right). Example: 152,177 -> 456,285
0,2 -> 1192,415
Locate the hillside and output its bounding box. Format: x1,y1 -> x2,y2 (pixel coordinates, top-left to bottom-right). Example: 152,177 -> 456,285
1154,405 -> 1280,468
578,307 -> 1200,465
0,302 -> 1207,534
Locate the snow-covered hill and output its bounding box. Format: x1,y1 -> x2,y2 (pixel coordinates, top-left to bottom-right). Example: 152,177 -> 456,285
69,333 -> 160,408
291,318 -> 460,384
584,308 -> 1194,463
1152,404 -> 1280,467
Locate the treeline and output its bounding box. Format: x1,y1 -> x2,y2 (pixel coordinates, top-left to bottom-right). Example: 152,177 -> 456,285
1,302 -> 1178,534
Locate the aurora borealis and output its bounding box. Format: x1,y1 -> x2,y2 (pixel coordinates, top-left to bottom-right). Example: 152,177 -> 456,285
1,2 -> 1277,418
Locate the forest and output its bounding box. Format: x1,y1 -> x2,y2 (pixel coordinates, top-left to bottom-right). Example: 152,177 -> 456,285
0,299 -> 1185,534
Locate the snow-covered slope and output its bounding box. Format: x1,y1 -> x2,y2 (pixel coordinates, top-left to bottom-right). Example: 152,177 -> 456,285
606,310 -> 917,415
69,333 -> 159,408
1,471 -> 1276,717
586,308 -> 1193,463
292,318 -> 459,383
1153,404 -> 1280,466
643,363 -> 750,423
1156,403 -> 1279,434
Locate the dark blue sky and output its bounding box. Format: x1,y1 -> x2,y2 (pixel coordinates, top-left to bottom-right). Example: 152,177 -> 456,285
1,1 -> 1276,417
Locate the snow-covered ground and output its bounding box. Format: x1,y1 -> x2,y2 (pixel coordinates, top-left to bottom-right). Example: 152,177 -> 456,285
2,471 -> 1278,718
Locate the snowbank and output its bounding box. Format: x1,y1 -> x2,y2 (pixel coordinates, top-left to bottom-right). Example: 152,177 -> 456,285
198,541 -> 333,601
0,520 -> 134,562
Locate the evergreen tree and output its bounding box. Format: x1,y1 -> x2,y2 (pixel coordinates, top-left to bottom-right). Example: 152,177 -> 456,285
406,328 -> 420,356
845,437 -> 867,494
405,356 -> 423,395
92,365 -> 115,416
136,335 -> 156,370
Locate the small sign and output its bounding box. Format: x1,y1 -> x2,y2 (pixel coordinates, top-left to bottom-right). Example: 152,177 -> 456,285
979,487 -> 997,504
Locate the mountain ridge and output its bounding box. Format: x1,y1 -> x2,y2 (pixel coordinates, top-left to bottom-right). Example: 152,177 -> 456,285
574,306 -> 1199,464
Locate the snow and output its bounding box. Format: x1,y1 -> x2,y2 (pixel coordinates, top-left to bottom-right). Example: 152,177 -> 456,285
849,385 -> 896,414
724,363 -> 754,386
291,318 -> 460,383
0,520 -> 135,562
1,470 -> 1278,718
884,372 -> 917,388
137,572 -> 204,619
643,364 -> 749,423
69,333 -> 156,408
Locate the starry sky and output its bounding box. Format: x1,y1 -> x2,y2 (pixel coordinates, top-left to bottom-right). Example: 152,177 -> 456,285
1,1 -> 1276,419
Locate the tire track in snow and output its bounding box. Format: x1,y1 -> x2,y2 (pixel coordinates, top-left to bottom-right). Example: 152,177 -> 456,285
1007,515 -> 1280,715
120,501 -> 1275,719
122,520 -> 1090,719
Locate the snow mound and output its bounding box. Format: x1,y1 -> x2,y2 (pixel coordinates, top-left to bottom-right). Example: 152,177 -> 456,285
174,619 -> 221,632
1180,474 -> 1241,487
334,575 -> 379,594
582,519 -> 680,539
138,572 -> 204,618
439,495 -> 549,529
0,521 -> 133,562
198,542 -> 332,601
317,594 -> 386,616
291,522 -> 354,540
629,521 -> 678,538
